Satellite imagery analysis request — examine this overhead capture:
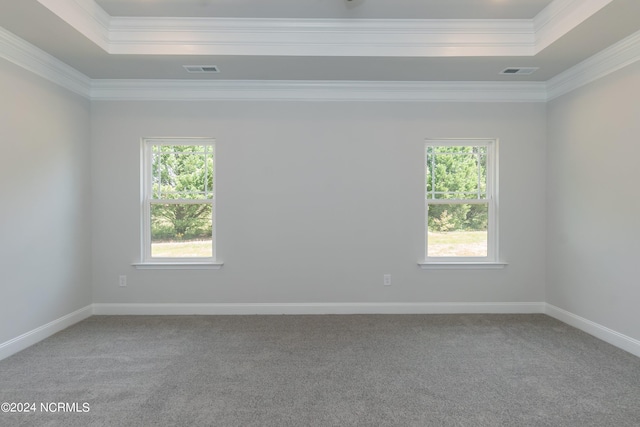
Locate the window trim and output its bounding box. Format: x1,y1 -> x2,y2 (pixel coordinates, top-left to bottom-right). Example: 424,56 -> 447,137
421,138 -> 502,267
136,137 -> 222,268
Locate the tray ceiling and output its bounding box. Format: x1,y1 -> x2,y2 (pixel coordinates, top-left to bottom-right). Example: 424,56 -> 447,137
0,0 -> 638,82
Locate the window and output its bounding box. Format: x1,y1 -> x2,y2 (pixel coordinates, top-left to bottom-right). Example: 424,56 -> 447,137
424,139 -> 499,264
139,138 -> 220,267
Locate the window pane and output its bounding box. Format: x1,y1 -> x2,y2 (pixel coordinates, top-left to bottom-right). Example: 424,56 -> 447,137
427,203 -> 488,257
152,145 -> 214,200
431,191 -> 487,200
426,146 -> 487,200
150,203 -> 212,258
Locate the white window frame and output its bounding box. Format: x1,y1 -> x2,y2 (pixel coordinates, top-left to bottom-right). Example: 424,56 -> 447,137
135,137 -> 222,270
420,138 -> 505,269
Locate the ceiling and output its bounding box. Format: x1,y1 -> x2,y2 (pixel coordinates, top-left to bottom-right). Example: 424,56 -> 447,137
0,0 -> 639,82
95,0 -> 554,20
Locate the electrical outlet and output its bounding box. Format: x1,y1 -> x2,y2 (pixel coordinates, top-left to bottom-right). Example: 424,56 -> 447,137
383,274 -> 391,286
119,275 -> 127,287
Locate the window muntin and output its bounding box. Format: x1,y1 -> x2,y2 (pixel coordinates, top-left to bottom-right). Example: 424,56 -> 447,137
425,140 -> 497,262
142,139 -> 215,262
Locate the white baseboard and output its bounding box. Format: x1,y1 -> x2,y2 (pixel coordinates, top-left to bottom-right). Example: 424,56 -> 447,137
545,304 -> 640,358
92,302 -> 546,316
4,303 -> 636,362
0,305 -> 93,361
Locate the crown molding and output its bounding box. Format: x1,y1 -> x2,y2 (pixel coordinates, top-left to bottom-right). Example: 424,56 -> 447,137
546,29 -> 640,100
2,21 -> 639,103
38,0 -> 110,51
0,25 -> 545,103
0,26 -> 91,98
533,0 -> 613,53
90,79 -> 547,102
106,17 -> 534,57
37,0 -> 610,58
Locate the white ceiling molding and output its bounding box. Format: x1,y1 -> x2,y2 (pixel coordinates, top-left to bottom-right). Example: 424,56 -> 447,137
37,0 -> 611,58
0,26 -> 91,98
533,0 -> 614,53
105,18 -> 534,57
38,0 -> 110,52
2,23 -> 639,103
546,29 -> 640,100
90,80 -> 547,103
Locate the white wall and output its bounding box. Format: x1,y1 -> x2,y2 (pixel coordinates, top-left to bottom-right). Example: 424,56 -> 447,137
547,61 -> 640,341
91,101 -> 546,305
0,58 -> 92,343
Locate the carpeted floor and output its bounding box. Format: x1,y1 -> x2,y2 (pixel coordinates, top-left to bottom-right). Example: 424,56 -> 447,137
0,314 -> 639,426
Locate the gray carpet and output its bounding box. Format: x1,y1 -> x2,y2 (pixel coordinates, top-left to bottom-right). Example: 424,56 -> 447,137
0,314 -> 639,426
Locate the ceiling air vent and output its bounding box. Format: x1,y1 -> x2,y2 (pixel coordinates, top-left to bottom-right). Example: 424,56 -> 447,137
184,65 -> 220,73
500,67 -> 539,75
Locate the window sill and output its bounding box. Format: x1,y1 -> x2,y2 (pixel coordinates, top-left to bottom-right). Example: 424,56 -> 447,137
132,261 -> 224,270
418,261 -> 507,270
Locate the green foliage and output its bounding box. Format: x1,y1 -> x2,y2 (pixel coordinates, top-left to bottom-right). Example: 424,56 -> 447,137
431,209 -> 455,231
152,145 -> 214,200
151,204 -> 212,241
150,145 -> 213,241
427,146 -> 488,232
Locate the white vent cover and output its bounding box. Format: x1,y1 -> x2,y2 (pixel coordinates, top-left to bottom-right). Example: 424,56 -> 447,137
184,65 -> 220,73
500,67 -> 539,75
